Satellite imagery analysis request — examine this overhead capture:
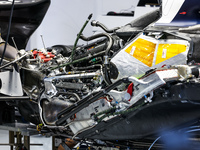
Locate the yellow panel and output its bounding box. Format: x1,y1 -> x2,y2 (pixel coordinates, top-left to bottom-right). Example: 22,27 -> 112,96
155,44 -> 187,65
125,38 -> 156,67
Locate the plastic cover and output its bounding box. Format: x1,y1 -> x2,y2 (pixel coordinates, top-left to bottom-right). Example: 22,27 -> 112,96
111,34 -> 189,80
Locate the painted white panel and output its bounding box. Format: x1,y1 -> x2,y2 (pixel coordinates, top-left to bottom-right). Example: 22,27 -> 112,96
156,0 -> 185,23
27,0 -> 151,50
27,0 -> 96,49
0,130 -> 9,150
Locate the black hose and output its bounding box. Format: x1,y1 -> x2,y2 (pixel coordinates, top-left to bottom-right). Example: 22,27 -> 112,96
80,33 -> 113,85
0,0 -> 15,66
73,41 -> 106,60
91,20 -> 120,33
103,65 -> 112,85
80,33 -> 113,55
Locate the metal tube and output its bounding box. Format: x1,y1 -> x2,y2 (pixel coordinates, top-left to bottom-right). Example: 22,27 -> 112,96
0,96 -> 30,101
91,20 -> 120,33
45,72 -> 101,82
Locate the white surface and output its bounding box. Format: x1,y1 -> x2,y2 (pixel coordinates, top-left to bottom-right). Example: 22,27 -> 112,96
0,130 -> 9,150
156,0 -> 185,23
0,130 -> 52,150
27,0 -> 157,50
94,7 -> 157,32
27,0 -> 97,49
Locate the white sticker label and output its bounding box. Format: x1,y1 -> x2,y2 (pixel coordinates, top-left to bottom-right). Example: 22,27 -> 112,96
130,46 -> 136,55
162,49 -> 167,58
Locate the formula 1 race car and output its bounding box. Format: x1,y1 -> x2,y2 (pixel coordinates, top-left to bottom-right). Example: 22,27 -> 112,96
1,0 -> 200,149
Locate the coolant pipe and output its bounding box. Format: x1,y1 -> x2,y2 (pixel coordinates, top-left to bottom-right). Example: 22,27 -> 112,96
56,77 -> 129,126
79,32 -> 113,55
73,42 -> 106,60
91,20 -> 120,33
103,64 -> 112,85
0,96 -> 30,101
80,33 -> 113,85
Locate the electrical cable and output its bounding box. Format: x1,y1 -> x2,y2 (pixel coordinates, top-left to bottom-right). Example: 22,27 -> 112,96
70,13 -> 93,62
186,128 -> 200,133
148,136 -> 161,150
187,99 -> 200,105
148,126 -> 200,150
0,0 -> 15,66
